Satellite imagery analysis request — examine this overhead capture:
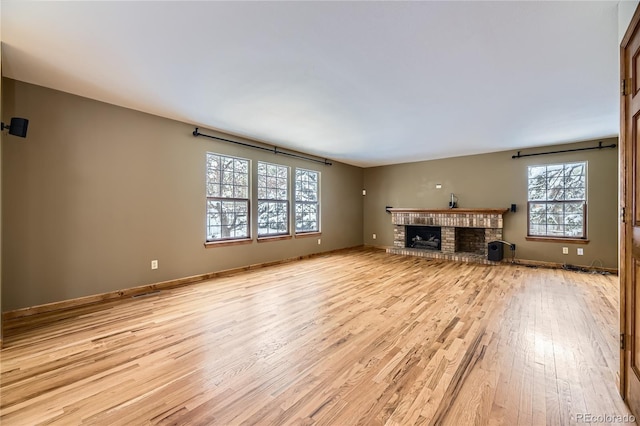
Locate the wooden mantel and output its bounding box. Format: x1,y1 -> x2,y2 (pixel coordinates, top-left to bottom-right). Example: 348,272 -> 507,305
387,208 -> 509,215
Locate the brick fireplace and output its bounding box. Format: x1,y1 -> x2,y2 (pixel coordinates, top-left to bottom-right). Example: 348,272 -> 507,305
387,208 -> 509,264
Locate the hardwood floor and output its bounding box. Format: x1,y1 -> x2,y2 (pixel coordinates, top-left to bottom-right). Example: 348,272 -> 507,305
0,248 -> 633,425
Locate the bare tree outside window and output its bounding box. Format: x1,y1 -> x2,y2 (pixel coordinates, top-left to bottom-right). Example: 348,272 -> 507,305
295,168 -> 319,233
527,162 -> 587,238
206,153 -> 250,241
258,162 -> 289,236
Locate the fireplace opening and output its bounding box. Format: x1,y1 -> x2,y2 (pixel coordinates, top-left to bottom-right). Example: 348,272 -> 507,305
406,226 -> 441,251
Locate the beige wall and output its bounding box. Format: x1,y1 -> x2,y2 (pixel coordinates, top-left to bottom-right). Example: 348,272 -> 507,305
1,79 -> 364,311
1,77 -> 621,312
363,139 -> 619,269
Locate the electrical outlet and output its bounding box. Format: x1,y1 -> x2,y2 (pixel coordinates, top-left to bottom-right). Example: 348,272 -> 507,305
373,233 -> 377,239
151,260 -> 158,270
436,184 -> 442,189
562,247 -> 568,255
362,189 -> 366,196
317,238 -> 321,245
577,248 -> 584,256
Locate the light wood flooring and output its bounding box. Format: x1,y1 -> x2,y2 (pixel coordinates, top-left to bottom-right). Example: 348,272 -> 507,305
0,248 -> 634,425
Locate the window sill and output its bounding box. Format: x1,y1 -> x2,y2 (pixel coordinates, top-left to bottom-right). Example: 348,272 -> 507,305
525,236 -> 589,244
204,238 -> 253,248
295,231 -> 322,239
257,235 -> 293,243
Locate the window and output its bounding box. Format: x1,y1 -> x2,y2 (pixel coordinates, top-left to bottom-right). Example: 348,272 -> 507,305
206,153 -> 250,241
527,162 -> 587,239
257,162 -> 289,237
295,168 -> 320,233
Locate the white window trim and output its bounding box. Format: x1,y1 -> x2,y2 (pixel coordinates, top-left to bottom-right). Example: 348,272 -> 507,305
205,153 -> 251,242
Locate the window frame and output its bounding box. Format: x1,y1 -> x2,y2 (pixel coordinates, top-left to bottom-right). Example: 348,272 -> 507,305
294,168 -> 320,234
257,161 -> 290,238
205,152 -> 251,243
526,161 -> 587,240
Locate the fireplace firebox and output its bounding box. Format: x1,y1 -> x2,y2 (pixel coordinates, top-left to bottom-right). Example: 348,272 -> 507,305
405,226 -> 441,251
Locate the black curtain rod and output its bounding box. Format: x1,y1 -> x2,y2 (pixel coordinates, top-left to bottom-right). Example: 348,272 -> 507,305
512,141 -> 616,159
193,128 -> 333,166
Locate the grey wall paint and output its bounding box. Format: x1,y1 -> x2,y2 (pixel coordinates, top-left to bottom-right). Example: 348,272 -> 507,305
363,139 -> 619,269
2,79 -> 364,311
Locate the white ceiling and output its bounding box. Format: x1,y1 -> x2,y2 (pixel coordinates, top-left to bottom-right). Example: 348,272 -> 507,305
1,1 -> 619,167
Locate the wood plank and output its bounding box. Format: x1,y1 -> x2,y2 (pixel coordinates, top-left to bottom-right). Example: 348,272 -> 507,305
2,245 -> 364,321
0,248 -> 632,425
